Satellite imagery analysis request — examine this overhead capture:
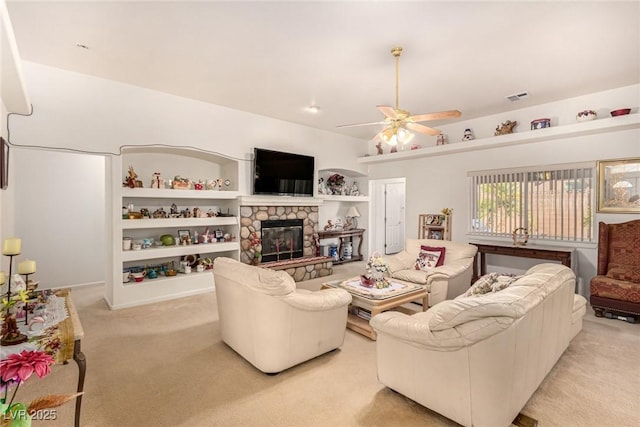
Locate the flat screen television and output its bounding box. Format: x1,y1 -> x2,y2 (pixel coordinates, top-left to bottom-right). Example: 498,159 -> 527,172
253,148 -> 315,197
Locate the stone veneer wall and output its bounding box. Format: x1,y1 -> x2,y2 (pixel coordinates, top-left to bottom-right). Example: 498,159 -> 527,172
239,205 -> 319,264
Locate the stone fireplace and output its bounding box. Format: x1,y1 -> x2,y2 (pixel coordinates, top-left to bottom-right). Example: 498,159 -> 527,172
239,205 -> 319,264
239,201 -> 332,281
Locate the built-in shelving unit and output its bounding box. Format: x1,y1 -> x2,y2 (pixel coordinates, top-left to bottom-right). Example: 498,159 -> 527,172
358,113 -> 640,164
105,147 -> 241,309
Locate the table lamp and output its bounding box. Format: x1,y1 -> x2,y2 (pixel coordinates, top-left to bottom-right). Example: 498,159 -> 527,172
346,206 -> 361,230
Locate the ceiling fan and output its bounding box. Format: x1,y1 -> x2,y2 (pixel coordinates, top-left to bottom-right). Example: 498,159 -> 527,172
337,46 -> 461,145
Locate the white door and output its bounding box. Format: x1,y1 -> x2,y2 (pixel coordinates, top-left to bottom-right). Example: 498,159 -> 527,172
384,182 -> 405,254
369,178 -> 406,255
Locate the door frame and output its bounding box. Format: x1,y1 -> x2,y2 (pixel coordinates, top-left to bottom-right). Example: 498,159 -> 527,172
368,177 -> 406,256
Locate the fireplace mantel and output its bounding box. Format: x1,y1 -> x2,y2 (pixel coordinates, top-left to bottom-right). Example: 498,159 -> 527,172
238,195 -> 324,207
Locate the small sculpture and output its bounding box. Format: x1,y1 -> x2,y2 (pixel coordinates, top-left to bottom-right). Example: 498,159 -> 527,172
462,128 -> 474,141
151,172 -> 164,189
318,177 -> 328,195
350,181 -> 359,196
172,175 -> 191,189
436,134 -> 447,145
206,180 -> 216,190
124,166 -> 138,188
376,142 -> 384,155
495,120 -> 518,136
324,220 -> 334,231
152,208 -> 167,218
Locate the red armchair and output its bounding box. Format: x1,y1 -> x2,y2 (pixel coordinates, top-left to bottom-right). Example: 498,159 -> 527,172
590,219 -> 640,318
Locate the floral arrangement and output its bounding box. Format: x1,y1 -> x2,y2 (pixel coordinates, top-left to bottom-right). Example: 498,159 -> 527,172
1,350 -> 80,427
1,291 -> 29,346
441,207 -> 453,216
364,252 -> 390,288
249,232 -> 262,259
326,174 -> 345,194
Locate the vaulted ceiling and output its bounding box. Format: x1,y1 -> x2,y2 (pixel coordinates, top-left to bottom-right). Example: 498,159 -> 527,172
5,1 -> 640,143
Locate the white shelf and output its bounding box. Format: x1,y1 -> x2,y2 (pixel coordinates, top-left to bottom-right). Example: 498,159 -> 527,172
358,113 -> 640,164
123,269 -> 214,287
122,241 -> 239,262
318,195 -> 369,202
121,217 -> 237,229
121,188 -> 240,199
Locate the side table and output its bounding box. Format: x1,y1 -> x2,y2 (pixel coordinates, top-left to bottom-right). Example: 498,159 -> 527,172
64,293 -> 86,427
317,228 -> 365,264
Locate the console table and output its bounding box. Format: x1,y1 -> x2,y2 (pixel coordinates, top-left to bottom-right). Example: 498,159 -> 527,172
317,228 -> 365,264
470,240 -> 575,282
0,289 -> 85,427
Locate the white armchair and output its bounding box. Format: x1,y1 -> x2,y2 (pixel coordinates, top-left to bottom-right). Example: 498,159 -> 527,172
385,239 -> 478,306
213,257 -> 352,374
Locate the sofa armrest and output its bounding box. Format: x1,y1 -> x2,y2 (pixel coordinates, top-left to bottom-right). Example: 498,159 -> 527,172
370,310 -> 513,351
281,288 -> 352,311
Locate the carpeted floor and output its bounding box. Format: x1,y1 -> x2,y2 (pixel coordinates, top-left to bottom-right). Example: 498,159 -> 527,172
14,262 -> 640,426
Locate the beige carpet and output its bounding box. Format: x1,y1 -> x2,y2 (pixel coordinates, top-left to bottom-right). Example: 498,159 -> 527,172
14,263 -> 640,427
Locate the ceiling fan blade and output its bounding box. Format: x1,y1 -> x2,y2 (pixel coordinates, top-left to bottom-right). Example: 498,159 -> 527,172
408,110 -> 462,123
405,122 -> 441,136
336,120 -> 386,128
377,105 -> 398,119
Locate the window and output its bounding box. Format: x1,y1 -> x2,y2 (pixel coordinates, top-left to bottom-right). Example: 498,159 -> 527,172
469,163 -> 594,243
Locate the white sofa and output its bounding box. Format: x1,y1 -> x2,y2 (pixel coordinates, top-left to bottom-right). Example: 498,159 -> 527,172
213,257 -> 352,374
370,263 -> 586,427
385,239 -> 478,306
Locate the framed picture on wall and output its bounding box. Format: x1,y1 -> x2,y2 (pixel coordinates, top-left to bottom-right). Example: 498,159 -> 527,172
0,137 -> 8,190
597,158 -> 640,213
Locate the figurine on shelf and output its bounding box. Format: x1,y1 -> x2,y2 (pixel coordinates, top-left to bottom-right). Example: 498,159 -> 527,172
151,172 -> 165,189
318,177 -> 328,195
349,181 -> 359,196
495,120 -> 518,136
462,128 -> 474,141
376,142 -> 384,155
124,166 -> 138,188
206,180 -> 216,190
194,180 -> 204,190
172,175 -> 191,189
324,220 -> 334,231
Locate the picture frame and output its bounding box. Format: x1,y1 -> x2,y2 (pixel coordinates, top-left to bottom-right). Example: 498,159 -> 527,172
0,137 -> 9,190
178,230 -> 191,243
596,158 -> 640,213
427,228 -> 443,240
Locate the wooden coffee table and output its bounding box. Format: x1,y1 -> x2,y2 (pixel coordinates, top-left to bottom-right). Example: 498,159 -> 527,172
322,277 -> 428,340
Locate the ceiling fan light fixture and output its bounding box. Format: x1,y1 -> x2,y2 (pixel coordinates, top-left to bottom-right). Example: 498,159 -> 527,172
396,127 -> 414,144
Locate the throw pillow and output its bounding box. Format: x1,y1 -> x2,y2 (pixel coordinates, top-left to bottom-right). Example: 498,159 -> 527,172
414,249 -> 441,272
606,264 -> 640,282
420,245 -> 446,267
463,272 -> 521,297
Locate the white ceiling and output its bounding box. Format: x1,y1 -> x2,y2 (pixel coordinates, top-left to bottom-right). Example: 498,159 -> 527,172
5,1 -> 640,142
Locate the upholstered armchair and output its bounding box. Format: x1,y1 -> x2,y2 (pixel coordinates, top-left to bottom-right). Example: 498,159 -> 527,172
590,219 -> 640,318
384,239 -> 478,306
213,257 -> 352,374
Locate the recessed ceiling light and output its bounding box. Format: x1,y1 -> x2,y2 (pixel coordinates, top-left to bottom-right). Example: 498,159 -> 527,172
306,105 -> 320,114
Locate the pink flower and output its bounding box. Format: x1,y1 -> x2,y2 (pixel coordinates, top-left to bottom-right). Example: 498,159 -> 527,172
0,350 -> 54,384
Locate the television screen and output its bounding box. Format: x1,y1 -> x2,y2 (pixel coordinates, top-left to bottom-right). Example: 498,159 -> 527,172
253,148 -> 315,197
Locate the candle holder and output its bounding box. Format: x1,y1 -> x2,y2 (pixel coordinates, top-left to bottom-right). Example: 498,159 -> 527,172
22,273 -> 31,325
1,253 -> 28,346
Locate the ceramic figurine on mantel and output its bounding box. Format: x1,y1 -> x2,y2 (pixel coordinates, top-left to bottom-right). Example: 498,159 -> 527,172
495,120 -> 518,135
436,134 -> 447,146
462,128 -> 474,141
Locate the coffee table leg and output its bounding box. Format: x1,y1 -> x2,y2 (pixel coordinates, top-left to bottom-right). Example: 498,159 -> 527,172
73,339 -> 86,427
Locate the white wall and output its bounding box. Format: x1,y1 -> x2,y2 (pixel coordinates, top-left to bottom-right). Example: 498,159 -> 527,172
12,147 -> 105,288
367,85 -> 640,297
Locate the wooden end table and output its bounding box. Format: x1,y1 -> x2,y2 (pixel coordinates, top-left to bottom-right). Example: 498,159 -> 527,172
322,277 -> 428,340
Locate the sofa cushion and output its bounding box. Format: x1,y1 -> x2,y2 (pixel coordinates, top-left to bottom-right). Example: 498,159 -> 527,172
590,275 -> 640,303
386,250 -> 416,273
422,245 -> 446,266
414,247 -> 445,271
606,264 -> 640,282
463,272 -> 521,297
392,268 -> 429,284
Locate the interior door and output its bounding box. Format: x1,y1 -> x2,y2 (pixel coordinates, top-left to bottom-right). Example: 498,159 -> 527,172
384,182 -> 405,254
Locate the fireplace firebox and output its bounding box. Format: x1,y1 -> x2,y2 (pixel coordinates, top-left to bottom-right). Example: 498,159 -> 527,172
260,219 -> 304,262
